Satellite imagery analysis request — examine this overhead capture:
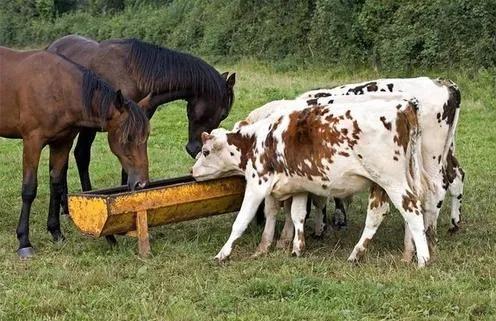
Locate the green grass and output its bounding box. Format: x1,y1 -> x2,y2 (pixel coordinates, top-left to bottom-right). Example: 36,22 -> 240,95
0,61 -> 495,321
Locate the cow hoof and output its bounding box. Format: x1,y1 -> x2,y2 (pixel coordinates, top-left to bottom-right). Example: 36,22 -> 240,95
105,235 -> 118,247
347,257 -> 360,265
276,239 -> 291,250
332,210 -> 347,230
251,250 -> 266,259
214,254 -> 229,263
291,249 -> 303,257
214,247 -> 231,263
310,232 -> 324,239
448,225 -> 460,234
17,247 -> 35,260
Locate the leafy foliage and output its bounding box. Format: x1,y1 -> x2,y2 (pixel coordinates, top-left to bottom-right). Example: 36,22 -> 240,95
0,0 -> 495,71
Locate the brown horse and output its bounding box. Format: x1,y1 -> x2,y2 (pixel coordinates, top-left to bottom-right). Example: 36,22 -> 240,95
0,46 -> 150,258
48,35 -> 235,204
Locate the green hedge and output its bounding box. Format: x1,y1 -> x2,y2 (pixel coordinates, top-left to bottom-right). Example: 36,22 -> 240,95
1,0 -> 495,71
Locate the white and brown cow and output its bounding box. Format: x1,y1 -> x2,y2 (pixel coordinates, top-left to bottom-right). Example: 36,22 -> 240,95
297,77 -> 463,237
192,99 -> 432,267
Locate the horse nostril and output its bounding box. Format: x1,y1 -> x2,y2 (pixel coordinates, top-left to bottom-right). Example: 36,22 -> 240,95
190,169 -> 193,174
134,181 -> 146,190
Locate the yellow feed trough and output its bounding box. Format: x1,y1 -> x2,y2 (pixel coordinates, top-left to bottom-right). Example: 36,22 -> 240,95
68,176 -> 245,257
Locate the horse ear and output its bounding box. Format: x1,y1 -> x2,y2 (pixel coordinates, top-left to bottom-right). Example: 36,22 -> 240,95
226,73 -> 236,88
137,93 -> 153,111
114,90 -> 126,112
220,72 -> 229,80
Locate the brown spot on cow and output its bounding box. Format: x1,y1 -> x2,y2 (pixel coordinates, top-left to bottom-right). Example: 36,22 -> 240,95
379,116 -> 392,130
226,132 -> 256,170
348,82 -> 378,95
369,184 -> 388,210
345,110 -> 352,120
339,151 -> 350,157
393,156 -> 399,161
387,83 -> 394,92
393,102 -> 419,153
315,92 -> 332,98
306,98 -> 318,105
442,148 -> 460,189
402,190 -> 420,213
437,79 -> 461,126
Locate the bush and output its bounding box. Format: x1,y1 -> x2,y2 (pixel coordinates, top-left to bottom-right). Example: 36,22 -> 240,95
0,0 -> 495,71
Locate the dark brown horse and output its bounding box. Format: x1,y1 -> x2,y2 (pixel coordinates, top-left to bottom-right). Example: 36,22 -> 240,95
0,46 -> 150,258
48,35 -> 235,204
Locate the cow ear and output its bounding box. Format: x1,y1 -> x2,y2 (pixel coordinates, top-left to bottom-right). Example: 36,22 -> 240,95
201,132 -> 212,144
226,73 -> 236,88
114,90 -> 126,112
220,72 -> 229,80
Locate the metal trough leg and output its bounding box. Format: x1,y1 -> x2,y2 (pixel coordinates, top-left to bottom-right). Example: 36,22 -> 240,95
136,210 -> 150,258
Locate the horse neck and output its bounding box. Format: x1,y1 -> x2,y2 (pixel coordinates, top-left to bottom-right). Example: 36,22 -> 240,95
141,89 -> 195,115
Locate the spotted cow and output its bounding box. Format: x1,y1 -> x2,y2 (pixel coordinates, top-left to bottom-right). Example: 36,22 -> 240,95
192,99 -> 432,267
298,77 -> 463,239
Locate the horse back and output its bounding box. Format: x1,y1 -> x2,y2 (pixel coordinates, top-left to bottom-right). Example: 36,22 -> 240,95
0,48 -> 82,138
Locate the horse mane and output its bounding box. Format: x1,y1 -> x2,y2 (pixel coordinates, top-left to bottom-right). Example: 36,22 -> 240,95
81,68 -> 149,144
123,38 -> 228,107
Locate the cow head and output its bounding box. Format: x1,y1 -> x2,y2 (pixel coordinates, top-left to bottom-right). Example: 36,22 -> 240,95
192,128 -> 243,181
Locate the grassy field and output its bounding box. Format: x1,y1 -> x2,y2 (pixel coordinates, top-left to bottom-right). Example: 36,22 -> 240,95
0,60 -> 495,320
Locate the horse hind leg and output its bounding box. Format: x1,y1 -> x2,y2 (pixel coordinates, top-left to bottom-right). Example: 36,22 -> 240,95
47,139 -> 75,242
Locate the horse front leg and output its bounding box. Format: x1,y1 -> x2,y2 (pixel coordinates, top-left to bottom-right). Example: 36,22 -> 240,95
59,161 -> 69,215
74,128 -> 97,191
16,139 -> 43,259
47,139 -> 75,242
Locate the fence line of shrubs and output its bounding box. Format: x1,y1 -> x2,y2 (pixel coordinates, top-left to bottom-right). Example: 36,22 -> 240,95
1,0 -> 495,72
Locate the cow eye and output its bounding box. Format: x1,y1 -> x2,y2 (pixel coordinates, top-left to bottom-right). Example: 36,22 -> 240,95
203,150 -> 210,157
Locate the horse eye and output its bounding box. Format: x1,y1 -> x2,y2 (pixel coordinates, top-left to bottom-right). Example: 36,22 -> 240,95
203,150 -> 210,157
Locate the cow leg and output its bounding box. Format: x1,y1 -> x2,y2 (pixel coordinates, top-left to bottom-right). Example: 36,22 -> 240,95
253,196 -> 280,257
215,186 -> 266,262
403,179 -> 444,261
448,163 -> 465,233
312,196 -> 328,238
291,193 -> 309,257
276,199 -> 293,249
255,202 -> 265,225
388,190 -> 430,268
332,197 -> 348,229
348,184 -> 389,262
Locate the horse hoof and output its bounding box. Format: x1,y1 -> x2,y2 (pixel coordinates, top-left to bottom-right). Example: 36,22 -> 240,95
51,231 -> 66,243
105,235 -> 118,246
17,247 -> 35,259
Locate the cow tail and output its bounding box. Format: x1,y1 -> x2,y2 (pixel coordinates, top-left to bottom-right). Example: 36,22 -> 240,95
403,99 -> 430,199
438,78 -> 461,160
